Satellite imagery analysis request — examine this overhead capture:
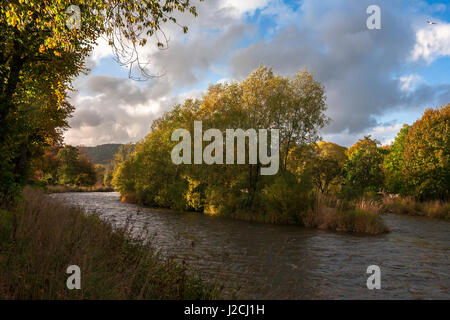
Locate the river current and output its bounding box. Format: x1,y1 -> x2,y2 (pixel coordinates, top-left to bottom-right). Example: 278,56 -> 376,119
51,192 -> 449,299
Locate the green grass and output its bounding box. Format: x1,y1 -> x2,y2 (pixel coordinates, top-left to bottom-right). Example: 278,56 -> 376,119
0,187 -> 220,299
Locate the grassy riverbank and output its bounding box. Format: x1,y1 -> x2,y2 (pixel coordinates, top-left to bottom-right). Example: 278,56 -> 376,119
219,195 -> 389,235
382,196 -> 449,220
123,192 -> 389,235
0,188 -> 219,299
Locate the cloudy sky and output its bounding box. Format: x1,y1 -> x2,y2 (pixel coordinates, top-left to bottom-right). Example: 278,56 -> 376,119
65,0 -> 450,147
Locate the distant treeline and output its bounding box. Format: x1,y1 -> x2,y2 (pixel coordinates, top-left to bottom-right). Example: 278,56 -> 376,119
110,67 -> 449,227
32,144 -> 134,189
32,145 -> 97,187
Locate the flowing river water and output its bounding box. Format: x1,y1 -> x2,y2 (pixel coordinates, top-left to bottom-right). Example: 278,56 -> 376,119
51,192 -> 449,299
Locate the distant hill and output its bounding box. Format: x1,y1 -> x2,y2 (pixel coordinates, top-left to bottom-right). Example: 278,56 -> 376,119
79,144 -> 123,165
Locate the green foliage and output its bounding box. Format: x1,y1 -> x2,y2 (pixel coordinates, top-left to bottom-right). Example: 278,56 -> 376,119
402,104 -> 449,200
33,145 -> 97,187
383,124 -> 410,195
262,171 -> 314,224
343,136 -> 385,196
0,0 -> 202,205
309,141 -> 347,194
103,143 -> 134,187
113,67 -> 328,223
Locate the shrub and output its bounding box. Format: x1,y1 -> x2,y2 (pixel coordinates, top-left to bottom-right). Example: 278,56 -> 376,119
262,172 -> 314,224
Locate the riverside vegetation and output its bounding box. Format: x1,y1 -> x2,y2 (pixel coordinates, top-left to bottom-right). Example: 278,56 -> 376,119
0,1 -> 448,300
0,187 -> 219,299
110,67 -> 449,233
0,0 -> 217,300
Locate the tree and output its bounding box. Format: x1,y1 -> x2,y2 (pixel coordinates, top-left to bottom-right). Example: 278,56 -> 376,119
57,145 -> 80,184
239,67 -> 328,171
310,141 -> 347,194
343,136 -> 385,195
75,155 -> 97,186
56,145 -> 97,186
32,147 -> 61,184
113,66 -> 328,216
95,164 -> 106,186
403,104 -> 449,200
0,0 -> 202,204
383,124 -> 410,195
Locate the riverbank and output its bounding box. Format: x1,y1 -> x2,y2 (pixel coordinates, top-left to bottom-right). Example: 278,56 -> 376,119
44,185 -> 115,193
0,188 -> 219,299
122,193 -> 389,235
382,196 -> 449,220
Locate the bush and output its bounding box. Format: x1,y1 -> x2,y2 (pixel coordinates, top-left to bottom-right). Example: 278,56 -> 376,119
262,172 -> 314,224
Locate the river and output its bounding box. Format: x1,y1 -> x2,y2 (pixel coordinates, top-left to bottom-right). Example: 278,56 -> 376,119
51,192 -> 449,299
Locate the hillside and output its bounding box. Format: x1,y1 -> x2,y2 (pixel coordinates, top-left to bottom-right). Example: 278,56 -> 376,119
79,144 -> 123,165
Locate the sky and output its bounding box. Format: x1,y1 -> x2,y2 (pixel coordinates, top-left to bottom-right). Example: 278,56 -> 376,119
65,0 -> 450,147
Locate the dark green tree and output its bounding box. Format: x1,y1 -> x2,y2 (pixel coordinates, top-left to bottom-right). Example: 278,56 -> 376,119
343,136 -> 385,195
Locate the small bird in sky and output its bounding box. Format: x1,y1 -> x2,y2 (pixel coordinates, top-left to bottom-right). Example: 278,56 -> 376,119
426,20 -> 437,25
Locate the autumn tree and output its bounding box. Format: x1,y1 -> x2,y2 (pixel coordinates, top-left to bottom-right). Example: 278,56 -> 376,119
0,0 -> 202,204
32,147 -> 61,184
113,67 -> 328,218
55,145 -> 96,186
403,104 -> 449,200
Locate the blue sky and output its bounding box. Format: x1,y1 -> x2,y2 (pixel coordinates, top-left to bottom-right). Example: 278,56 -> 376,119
66,0 -> 450,147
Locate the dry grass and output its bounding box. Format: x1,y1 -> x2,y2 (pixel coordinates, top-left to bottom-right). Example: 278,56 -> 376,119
229,193 -> 389,235
353,199 -> 382,215
382,196 -> 449,220
302,194 -> 389,235
0,187 -> 219,299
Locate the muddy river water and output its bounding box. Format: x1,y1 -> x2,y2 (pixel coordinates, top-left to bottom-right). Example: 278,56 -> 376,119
51,192 -> 449,299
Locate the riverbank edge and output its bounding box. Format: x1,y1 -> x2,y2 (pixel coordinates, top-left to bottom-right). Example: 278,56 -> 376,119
0,187 -> 220,299
43,185 -> 115,193
381,196 -> 449,220
120,194 -> 389,236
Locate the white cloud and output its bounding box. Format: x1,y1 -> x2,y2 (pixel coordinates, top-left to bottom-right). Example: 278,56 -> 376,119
220,0 -> 271,16
260,0 -> 300,28
323,123 -> 404,147
369,123 -> 404,146
399,74 -> 421,91
88,37 -> 113,64
411,23 -> 450,63
65,0 -> 450,147
65,75 -> 203,147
